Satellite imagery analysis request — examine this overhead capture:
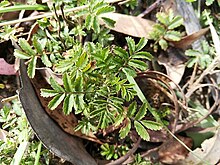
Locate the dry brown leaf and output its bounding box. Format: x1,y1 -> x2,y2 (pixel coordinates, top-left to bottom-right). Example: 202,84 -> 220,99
158,48 -> 187,85
158,135 -> 193,164
182,129 -> 220,165
100,13 -> 155,38
170,28 -> 209,50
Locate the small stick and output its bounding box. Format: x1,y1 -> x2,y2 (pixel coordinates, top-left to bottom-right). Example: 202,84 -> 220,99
138,0 -> 165,18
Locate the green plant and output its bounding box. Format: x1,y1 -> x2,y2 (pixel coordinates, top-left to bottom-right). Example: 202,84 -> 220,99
100,143 -> 129,160
185,40 -> 214,69
0,99 -> 51,165
11,0 -> 165,161
149,9 -> 183,51
129,153 -> 151,165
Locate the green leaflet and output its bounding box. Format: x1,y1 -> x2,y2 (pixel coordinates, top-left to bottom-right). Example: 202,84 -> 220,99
119,119 -> 131,139
168,16 -> 183,30
19,38 -> 35,56
122,67 -> 137,77
76,52 -> 88,69
62,73 -> 73,92
114,47 -> 129,58
128,59 -> 147,71
132,52 -> 153,60
140,120 -> 162,131
14,49 -> 32,60
27,56 -> 37,78
134,121 -> 150,141
49,77 -> 65,92
32,36 -> 43,54
48,93 -> 65,110
185,49 -> 201,57
41,53 -> 52,67
96,5 -> 115,15
159,39 -> 168,50
40,89 -> 59,98
134,103 -> 148,120
63,94 -> 74,115
205,0 -> 215,6
101,17 -> 115,28
135,38 -> 148,52
127,101 -> 137,117
156,12 -> 169,26
75,76 -> 83,92
85,14 -> 93,30
126,37 -> 135,55
93,16 -> 100,33
164,30 -> 182,41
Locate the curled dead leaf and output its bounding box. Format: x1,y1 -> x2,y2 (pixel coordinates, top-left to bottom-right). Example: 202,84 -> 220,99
158,48 -> 187,85
170,28 -> 209,50
182,129 -> 220,165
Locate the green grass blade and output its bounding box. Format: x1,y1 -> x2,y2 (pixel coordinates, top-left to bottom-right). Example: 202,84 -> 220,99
34,141 -> 42,165
0,4 -> 48,14
10,141 -> 29,165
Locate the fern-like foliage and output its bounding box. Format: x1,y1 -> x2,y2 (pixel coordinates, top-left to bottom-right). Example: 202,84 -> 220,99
14,37 -> 52,78
185,41 -> 214,69
149,9 -> 183,52
39,37 -> 153,134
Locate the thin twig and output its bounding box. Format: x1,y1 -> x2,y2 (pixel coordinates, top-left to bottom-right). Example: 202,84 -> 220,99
137,0 -> 165,18
0,0 -> 123,27
185,58 -> 219,98
188,62 -> 198,87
